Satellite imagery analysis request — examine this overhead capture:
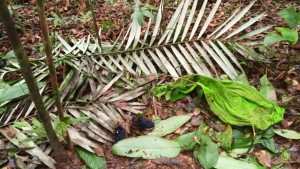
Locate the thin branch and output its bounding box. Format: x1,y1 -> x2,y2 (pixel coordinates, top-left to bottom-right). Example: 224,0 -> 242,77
0,0 -> 66,162
36,0 -> 73,151
89,0 -> 102,52
0,147 -> 35,152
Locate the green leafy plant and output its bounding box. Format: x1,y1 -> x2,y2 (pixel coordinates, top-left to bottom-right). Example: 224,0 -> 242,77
76,147 -> 106,169
128,0 -> 157,28
13,119 -> 48,144
264,27 -> 298,46
79,11 -> 92,24
279,7 -> 300,29
13,115 -> 89,143
176,123 -> 219,168
48,12 -> 65,28
8,4 -> 23,16
264,7 -> 300,47
54,116 -> 90,136
194,133 -> 219,169
101,20 -> 111,30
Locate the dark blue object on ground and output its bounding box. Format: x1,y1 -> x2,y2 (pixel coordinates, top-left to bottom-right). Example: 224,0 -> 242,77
0,59 -> 6,69
114,126 -> 126,142
131,116 -> 154,129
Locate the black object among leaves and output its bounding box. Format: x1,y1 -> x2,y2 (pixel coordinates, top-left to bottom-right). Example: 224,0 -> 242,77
114,126 -> 126,142
131,115 -> 154,129
0,59 -> 6,69
114,115 -> 154,142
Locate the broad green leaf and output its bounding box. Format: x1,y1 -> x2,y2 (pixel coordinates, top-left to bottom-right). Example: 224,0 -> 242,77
273,129 -> 300,139
215,153 -> 258,169
275,27 -> 298,45
0,82 -> 45,104
261,128 -> 275,139
175,131 -> 198,150
260,137 -> 276,153
216,125 -> 232,150
112,135 -> 181,159
154,75 -> 285,130
194,134 -> 218,169
264,27 -> 298,47
264,32 -> 286,47
232,129 -> 253,148
279,7 -> 300,29
259,75 -> 277,103
148,115 -> 191,137
76,147 -> 106,169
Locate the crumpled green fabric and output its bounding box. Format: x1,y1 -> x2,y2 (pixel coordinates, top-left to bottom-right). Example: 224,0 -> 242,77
154,75 -> 285,130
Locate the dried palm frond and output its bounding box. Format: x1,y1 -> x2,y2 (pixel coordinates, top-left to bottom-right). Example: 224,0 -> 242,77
0,0 -> 271,152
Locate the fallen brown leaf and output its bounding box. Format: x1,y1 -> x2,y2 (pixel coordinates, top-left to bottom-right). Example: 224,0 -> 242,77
93,146 -> 104,157
256,150 -> 272,168
6,126 -> 16,138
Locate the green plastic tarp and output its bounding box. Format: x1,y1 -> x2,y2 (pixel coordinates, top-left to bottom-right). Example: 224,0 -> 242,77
154,75 -> 285,130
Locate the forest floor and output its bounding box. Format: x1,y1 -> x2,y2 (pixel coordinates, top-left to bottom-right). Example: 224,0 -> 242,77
0,0 -> 300,168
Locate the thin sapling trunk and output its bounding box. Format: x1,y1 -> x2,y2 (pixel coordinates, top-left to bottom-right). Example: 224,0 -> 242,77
0,0 -> 67,163
36,0 -> 73,151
